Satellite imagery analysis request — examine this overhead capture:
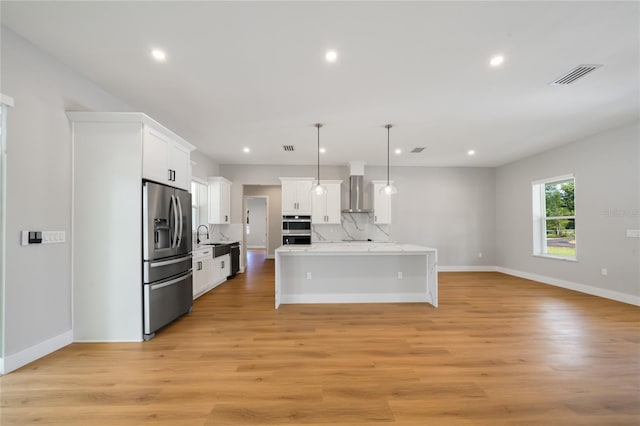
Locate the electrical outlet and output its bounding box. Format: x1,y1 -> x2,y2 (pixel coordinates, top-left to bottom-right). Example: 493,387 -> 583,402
397,272 -> 403,279
626,229 -> 640,238
478,252 -> 483,258
306,272 -> 312,280
601,268 -> 608,276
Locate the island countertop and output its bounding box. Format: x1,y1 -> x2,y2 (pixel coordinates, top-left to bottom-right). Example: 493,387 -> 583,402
276,242 -> 436,254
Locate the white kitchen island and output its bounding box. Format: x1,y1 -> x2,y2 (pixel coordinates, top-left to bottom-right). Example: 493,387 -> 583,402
275,242 -> 437,308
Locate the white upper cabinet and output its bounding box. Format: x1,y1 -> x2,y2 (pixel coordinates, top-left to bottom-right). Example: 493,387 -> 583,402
208,177 -> 231,224
312,180 -> 342,224
143,126 -> 192,190
372,180 -> 392,224
168,142 -> 191,190
280,178 -> 313,215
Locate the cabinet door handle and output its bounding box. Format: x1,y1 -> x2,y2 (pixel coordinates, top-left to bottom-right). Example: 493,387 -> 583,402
168,169 -> 172,181
221,261 -> 225,269
197,261 -> 202,271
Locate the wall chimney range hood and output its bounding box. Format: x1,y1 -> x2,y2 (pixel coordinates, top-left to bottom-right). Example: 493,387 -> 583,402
343,161 -> 370,213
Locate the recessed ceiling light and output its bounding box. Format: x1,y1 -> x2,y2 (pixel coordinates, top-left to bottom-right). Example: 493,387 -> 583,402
325,50 -> 338,63
319,147 -> 326,154
151,49 -> 166,62
489,55 -> 504,67
467,150 -> 476,156
394,148 -> 402,155
243,147 -> 250,153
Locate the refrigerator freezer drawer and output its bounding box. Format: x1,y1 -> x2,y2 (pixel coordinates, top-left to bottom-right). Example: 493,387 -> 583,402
143,254 -> 192,283
144,271 -> 193,337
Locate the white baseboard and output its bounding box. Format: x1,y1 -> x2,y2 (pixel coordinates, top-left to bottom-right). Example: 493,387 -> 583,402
1,330 -> 73,375
247,245 -> 266,249
266,254 -> 275,260
496,267 -> 640,306
280,293 -> 429,305
438,266 -> 497,272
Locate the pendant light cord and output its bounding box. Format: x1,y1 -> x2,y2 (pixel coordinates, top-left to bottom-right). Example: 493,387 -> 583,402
387,126 -> 390,186
317,124 -> 320,184
385,124 -> 392,186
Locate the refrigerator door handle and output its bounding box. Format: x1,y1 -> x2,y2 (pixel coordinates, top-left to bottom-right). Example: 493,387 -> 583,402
168,194 -> 174,248
171,195 -> 179,248
176,194 -> 184,248
149,254 -> 193,268
150,272 -> 193,291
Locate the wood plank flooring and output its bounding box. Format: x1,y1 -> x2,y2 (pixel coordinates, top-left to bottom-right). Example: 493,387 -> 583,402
1,249 -> 639,425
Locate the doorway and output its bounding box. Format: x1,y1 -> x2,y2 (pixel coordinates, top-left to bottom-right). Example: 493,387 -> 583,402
244,195 -> 269,269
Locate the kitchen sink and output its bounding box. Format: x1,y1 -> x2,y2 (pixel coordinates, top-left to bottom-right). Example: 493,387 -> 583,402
199,242 -> 231,257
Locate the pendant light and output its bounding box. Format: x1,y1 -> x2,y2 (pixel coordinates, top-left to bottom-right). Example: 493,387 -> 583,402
381,124 -> 398,195
312,123 -> 327,196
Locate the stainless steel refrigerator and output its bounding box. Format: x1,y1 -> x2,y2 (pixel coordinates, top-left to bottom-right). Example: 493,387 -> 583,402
142,180 -> 193,340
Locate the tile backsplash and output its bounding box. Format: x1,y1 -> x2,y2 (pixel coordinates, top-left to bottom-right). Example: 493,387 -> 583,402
210,223 -> 243,242
312,212 -> 391,242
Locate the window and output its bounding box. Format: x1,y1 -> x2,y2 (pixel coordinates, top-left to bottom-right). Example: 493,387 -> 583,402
191,179 -> 209,232
532,175 -> 576,259
191,181 -> 199,232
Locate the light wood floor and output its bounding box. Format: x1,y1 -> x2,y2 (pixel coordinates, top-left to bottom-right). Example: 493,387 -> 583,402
2,250 -> 639,425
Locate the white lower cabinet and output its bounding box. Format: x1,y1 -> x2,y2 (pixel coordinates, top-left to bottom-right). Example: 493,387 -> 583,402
193,250 -> 230,299
193,248 -> 214,299
213,254 -> 231,285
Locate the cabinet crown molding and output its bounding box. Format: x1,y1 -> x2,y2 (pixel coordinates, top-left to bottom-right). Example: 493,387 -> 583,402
66,111 -> 195,151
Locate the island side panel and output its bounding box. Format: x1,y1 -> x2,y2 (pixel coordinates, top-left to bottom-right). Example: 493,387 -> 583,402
427,250 -> 438,307
275,250 -> 281,308
277,253 -> 432,305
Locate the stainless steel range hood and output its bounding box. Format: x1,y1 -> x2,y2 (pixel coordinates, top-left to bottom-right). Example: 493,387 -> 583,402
342,161 -> 370,213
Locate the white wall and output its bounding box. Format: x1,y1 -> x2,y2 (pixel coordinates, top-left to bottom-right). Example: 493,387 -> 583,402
496,121 -> 640,303
221,164 -> 497,267
246,197 -> 267,248
0,27 -> 134,372
191,150 -> 219,180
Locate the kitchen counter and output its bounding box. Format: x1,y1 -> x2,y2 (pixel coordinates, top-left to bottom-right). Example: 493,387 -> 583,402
275,242 -> 437,309
276,241 -> 433,254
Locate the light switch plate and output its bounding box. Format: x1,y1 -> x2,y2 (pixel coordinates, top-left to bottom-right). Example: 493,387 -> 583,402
626,229 -> 640,238
42,231 -> 66,244
22,230 -> 66,245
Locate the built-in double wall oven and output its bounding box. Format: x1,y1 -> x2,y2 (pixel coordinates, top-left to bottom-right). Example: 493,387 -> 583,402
282,215 -> 312,245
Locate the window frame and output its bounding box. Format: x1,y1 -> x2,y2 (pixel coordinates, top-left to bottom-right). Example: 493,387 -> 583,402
531,174 -> 577,261
191,177 -> 208,232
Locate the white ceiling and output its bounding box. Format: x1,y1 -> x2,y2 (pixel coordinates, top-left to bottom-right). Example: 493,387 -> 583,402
1,1 -> 638,167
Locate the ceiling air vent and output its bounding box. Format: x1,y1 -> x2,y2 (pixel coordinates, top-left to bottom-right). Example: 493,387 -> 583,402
550,64 -> 603,86
282,145 -> 295,152
411,147 -> 426,153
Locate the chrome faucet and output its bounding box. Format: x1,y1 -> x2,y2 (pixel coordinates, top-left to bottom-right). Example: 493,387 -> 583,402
196,225 -> 209,245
